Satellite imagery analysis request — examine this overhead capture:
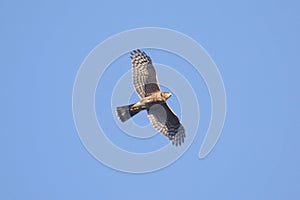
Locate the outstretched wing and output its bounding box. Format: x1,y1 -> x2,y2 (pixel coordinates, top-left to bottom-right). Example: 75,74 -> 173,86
130,49 -> 160,98
147,103 -> 185,146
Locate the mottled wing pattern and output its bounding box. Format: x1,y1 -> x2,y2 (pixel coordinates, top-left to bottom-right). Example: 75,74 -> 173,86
130,50 -> 160,98
148,103 -> 185,146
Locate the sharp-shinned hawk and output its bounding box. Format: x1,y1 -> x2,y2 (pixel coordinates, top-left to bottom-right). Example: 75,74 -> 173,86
116,49 -> 185,146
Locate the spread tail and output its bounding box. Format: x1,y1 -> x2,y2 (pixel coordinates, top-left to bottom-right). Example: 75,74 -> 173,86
116,104 -> 140,122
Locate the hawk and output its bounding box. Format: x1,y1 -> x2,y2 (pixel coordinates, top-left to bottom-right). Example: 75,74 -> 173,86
116,49 -> 185,146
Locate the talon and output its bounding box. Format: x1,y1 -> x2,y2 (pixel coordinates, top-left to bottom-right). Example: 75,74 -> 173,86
131,107 -> 139,111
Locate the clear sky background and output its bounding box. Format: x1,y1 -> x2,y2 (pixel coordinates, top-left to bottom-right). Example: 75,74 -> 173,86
2,0 -> 299,199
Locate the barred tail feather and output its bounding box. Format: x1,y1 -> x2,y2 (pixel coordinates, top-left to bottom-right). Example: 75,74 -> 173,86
116,104 -> 140,122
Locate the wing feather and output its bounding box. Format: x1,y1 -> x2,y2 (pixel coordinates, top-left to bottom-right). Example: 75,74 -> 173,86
147,103 -> 185,146
130,49 -> 160,98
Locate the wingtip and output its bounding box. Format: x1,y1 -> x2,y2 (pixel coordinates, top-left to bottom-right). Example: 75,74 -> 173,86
170,125 -> 185,147
130,49 -> 143,55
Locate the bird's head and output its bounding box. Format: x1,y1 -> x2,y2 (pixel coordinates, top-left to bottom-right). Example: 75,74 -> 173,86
161,92 -> 172,100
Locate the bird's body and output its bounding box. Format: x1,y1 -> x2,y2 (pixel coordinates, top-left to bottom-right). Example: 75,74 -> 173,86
131,91 -> 171,110
116,49 -> 185,146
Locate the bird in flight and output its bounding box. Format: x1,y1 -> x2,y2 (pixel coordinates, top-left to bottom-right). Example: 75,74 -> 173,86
116,49 -> 185,146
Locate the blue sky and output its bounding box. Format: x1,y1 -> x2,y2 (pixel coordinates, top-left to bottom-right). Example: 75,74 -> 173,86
2,0 -> 299,199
